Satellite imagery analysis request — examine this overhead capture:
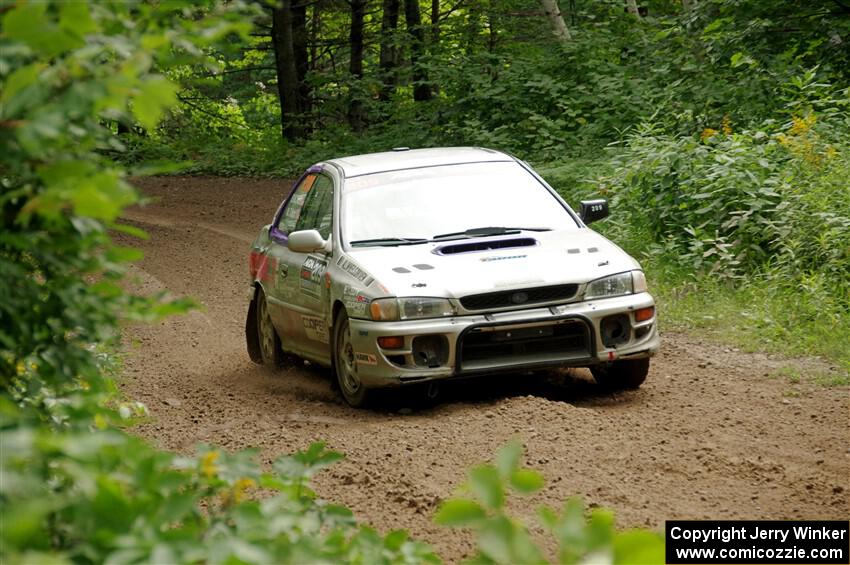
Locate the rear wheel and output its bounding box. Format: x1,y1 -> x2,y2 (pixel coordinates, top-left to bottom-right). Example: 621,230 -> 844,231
591,357 -> 649,390
256,289 -> 284,366
333,311 -> 371,407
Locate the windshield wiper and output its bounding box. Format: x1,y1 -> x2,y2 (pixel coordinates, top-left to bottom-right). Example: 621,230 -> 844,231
349,237 -> 429,247
432,226 -> 552,241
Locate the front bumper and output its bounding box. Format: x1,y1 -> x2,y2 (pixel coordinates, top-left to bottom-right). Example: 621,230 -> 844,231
347,292 -> 660,388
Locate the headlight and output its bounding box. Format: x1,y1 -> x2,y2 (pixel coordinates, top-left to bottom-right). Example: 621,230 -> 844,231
370,297 -> 455,321
584,271 -> 647,300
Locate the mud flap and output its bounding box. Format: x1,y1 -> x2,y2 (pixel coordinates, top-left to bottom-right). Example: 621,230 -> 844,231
246,292 -> 263,364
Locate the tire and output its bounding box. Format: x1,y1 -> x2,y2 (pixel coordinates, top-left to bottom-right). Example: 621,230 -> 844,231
256,288 -> 285,367
332,310 -> 371,407
591,357 -> 650,390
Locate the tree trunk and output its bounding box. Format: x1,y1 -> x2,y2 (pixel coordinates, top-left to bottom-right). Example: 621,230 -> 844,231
626,0 -> 641,17
292,0 -> 311,116
271,2 -> 304,141
378,0 -> 399,101
348,0 -> 367,131
404,0 -> 432,101
539,0 -> 571,42
430,0 -> 439,45
310,1 -> 320,70
465,2 -> 481,55
430,0 -> 440,94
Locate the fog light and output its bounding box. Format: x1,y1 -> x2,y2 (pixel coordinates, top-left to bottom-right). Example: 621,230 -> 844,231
377,336 -> 405,349
635,306 -> 655,322
601,314 -> 630,347
412,335 -> 449,368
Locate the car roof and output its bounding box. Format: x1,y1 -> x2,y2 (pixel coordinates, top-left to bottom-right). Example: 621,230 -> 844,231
327,147 -> 515,178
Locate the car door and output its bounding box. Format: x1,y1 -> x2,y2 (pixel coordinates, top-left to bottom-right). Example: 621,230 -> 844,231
265,172 -> 334,361
286,174 -> 335,360
265,173 -> 315,352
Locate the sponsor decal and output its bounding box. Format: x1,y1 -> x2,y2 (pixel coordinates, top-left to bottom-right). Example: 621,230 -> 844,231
355,352 -> 377,366
301,315 -> 329,343
411,283 -> 426,288
337,256 -> 374,286
300,255 -> 327,298
342,285 -> 369,316
480,254 -> 528,262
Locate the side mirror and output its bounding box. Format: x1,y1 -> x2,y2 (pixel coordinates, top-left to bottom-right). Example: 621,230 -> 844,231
579,199 -> 609,225
288,229 -> 326,253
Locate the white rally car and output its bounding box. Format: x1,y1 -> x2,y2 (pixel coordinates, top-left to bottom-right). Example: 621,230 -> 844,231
246,147 -> 659,406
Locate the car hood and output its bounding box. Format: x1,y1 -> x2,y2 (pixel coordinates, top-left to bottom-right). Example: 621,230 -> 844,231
346,229 -> 640,298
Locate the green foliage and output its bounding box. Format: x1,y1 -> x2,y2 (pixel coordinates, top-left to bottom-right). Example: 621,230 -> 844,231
0,1 -> 432,562
127,0 -> 850,173
435,441 -> 665,564
601,83 -> 850,287
573,72 -> 850,374
0,0 -> 241,423
0,418 -> 437,564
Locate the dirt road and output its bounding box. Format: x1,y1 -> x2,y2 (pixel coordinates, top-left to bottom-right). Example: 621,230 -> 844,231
120,176 -> 849,561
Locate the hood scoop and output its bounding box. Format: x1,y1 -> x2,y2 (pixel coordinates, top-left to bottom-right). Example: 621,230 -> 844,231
435,237 -> 537,255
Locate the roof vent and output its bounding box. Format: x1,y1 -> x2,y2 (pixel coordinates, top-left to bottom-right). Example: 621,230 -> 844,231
392,146 -> 410,151
435,237 -> 537,255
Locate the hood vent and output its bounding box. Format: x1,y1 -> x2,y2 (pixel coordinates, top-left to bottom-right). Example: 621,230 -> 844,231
435,237 -> 537,255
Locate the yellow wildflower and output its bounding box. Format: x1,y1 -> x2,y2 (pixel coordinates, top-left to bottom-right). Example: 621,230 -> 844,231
789,114 -> 816,135
700,128 -> 718,141
94,413 -> 108,429
16,361 -> 25,375
200,451 -> 220,479
721,114 -> 732,135
231,478 -> 256,504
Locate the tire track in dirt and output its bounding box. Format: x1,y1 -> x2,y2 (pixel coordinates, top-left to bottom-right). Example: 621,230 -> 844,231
119,176 -> 850,562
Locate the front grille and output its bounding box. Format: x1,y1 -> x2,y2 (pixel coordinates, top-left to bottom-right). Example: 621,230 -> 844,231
459,319 -> 591,371
460,284 -> 578,311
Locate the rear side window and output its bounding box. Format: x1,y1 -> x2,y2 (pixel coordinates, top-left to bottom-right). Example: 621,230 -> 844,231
294,175 -> 333,239
276,174 -> 316,234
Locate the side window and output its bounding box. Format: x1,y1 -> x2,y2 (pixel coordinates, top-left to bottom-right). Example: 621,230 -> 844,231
276,174 -> 316,234
294,175 -> 334,239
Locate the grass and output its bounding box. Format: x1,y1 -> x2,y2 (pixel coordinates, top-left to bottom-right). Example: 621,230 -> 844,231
648,269 -> 850,380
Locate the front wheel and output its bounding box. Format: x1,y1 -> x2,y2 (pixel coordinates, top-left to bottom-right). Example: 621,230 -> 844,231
591,357 -> 650,390
332,311 -> 372,407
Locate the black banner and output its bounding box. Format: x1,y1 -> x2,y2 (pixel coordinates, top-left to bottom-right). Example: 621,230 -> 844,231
666,520 -> 849,564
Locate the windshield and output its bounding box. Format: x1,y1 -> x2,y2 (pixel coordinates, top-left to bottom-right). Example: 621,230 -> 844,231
341,161 -> 579,246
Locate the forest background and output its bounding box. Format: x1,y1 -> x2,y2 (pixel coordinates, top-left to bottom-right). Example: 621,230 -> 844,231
1,0 -> 848,563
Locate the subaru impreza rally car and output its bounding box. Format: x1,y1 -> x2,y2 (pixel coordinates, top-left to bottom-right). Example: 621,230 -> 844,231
246,147 -> 659,406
